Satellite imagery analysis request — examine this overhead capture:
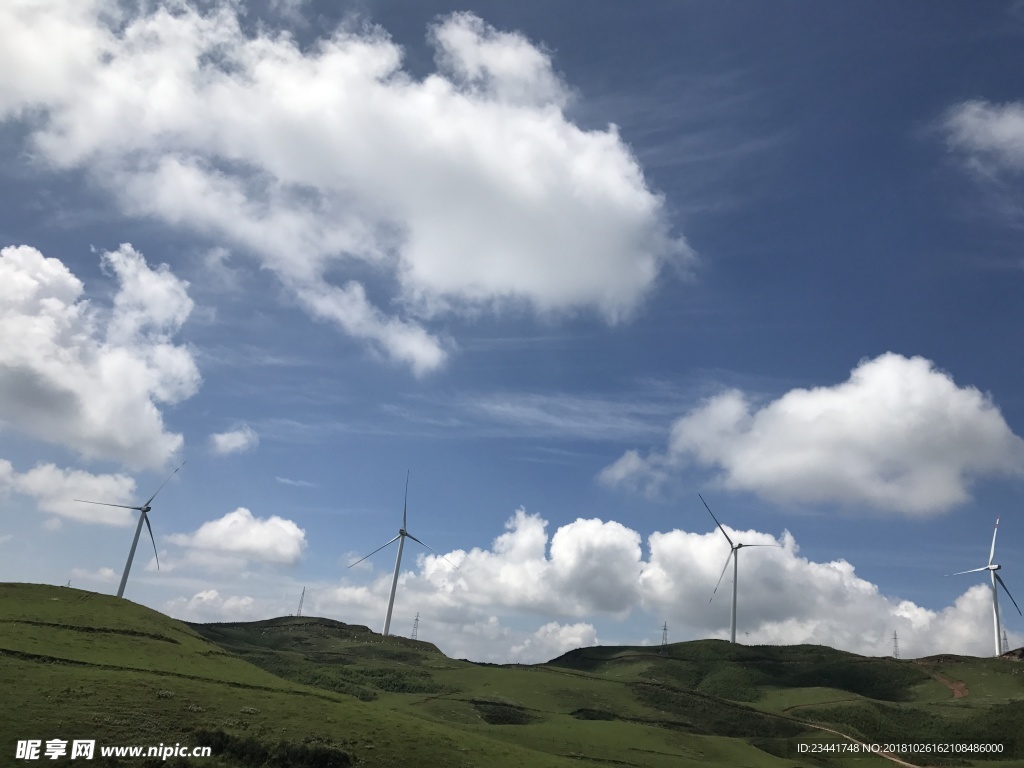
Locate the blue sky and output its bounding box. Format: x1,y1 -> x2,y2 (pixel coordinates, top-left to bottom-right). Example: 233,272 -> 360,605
2,0 -> 1024,662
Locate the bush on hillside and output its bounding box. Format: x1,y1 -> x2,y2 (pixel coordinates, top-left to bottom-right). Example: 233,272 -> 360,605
193,729 -> 353,767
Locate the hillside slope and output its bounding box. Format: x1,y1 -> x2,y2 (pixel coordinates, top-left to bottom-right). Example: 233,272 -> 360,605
0,584 -> 594,767
5,582 -> 1024,767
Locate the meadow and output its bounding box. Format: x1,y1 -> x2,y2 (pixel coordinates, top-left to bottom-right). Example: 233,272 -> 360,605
3,582 -> 1024,767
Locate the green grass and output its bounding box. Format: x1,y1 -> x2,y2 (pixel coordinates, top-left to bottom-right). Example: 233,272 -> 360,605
4,582 -> 1024,767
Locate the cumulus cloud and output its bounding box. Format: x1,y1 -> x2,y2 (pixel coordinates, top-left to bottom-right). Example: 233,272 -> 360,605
601,353 -> 1024,514
168,507 -> 307,564
209,424 -> 259,455
0,2 -> 688,374
164,589 -> 261,622
640,522 -> 1022,658
943,99 -> 1024,173
158,507 -> 1020,661
0,459 -> 137,525
0,243 -> 199,469
362,510 -> 1024,659
510,621 -> 599,662
403,509 -> 644,618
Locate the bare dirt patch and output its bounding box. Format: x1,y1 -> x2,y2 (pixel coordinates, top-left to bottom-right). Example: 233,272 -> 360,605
912,662 -> 968,699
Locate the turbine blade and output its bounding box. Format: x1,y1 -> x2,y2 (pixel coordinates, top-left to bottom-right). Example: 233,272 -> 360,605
699,493 -> 734,548
73,500 -> 143,510
143,461 -> 186,507
950,567 -> 990,576
348,534 -> 401,568
995,573 -> 1022,616
989,518 -> 1000,567
405,532 -> 459,569
739,543 -> 783,548
142,511 -> 160,571
403,470 -> 409,530
710,550 -> 733,602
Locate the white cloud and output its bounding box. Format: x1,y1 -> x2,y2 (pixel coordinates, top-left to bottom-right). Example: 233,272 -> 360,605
155,508 -> 1021,662
601,353 -> 1024,515
70,566 -> 118,583
0,2 -> 688,375
0,243 -> 199,469
402,509 -> 644,618
510,621 -> 599,663
165,589 -> 262,622
209,424 -> 259,455
943,99 -> 1024,173
0,459 -> 137,525
168,507 -> 307,565
640,525 -> 1021,658
275,476 -> 315,488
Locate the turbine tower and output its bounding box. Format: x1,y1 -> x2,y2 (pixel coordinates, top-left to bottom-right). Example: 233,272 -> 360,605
75,463 -> 184,599
348,472 -> 457,637
700,493 -> 780,644
951,517 -> 1021,657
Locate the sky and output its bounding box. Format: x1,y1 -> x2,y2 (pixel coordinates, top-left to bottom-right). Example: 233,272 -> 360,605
2,0 -> 1024,664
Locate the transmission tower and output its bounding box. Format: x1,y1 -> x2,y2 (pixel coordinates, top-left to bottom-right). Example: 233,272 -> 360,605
661,622 -> 668,646
1002,629 -> 1010,655
412,612 -> 420,641
296,587 -> 305,617
892,630 -> 900,660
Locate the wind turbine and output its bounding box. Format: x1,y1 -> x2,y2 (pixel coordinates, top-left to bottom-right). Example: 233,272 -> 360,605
348,472 -> 457,637
75,463 -> 184,599
700,493 -> 780,644
950,517 -> 1021,657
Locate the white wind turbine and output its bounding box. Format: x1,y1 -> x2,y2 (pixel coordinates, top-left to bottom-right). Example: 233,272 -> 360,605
950,517 -> 1021,657
348,472 -> 457,637
75,463 -> 185,599
701,493 -> 781,644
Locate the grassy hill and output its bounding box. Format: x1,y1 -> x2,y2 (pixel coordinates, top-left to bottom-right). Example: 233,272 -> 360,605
4,582 -> 1024,767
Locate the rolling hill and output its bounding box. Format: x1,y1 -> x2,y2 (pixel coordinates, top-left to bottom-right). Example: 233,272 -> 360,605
3,582 -> 1024,767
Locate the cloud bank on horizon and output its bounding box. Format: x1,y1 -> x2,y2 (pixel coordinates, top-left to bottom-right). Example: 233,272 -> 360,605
0,0 -> 689,374
163,506 -> 1022,663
